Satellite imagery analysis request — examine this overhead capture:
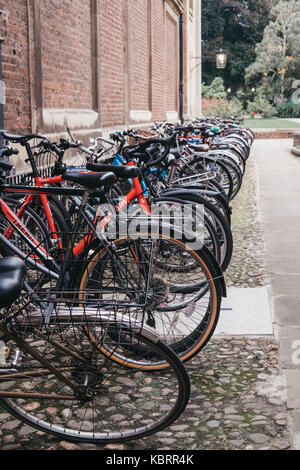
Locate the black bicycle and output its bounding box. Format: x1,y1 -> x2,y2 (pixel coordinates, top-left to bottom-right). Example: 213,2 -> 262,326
0,256 -> 190,443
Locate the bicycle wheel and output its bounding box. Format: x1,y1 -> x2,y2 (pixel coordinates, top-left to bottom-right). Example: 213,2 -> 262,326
216,156 -> 242,200
130,197 -> 221,267
159,192 -> 233,272
0,322 -> 190,443
75,230 -> 223,366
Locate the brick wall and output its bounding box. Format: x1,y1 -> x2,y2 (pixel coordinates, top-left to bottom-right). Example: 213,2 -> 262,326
40,0 -> 93,110
99,0 -> 126,128
151,0 -> 166,122
166,12 -> 178,113
254,130 -> 295,139
0,1 -> 31,133
128,0 -> 150,112
0,0 -> 188,136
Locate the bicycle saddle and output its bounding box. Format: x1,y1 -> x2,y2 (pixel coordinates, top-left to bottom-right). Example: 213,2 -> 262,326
0,131 -> 44,143
188,143 -> 209,152
0,257 -> 26,308
86,163 -> 140,179
162,154 -> 176,168
63,171 -> 117,189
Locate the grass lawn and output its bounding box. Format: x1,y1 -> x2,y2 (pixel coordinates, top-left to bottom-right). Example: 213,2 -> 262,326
244,118 -> 300,129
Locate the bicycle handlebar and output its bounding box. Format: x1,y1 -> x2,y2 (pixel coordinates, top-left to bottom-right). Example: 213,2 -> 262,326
123,132 -> 177,168
0,147 -> 16,172
0,147 -> 19,158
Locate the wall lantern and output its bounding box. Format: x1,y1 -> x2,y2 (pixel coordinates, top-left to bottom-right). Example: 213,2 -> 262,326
216,49 -> 228,69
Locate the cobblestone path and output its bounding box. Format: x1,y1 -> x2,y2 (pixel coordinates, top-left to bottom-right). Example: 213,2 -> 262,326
0,153 -> 292,451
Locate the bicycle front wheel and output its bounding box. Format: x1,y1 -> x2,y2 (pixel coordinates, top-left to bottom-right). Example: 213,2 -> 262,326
0,325 -> 190,443
75,232 -> 223,367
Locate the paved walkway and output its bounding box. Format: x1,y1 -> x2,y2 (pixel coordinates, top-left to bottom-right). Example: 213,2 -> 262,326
283,118 -> 300,124
254,139 -> 300,449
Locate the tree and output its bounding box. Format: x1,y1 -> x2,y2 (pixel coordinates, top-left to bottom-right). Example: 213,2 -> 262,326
202,77 -> 227,99
247,87 -> 276,117
202,0 -> 271,91
245,1 -> 300,101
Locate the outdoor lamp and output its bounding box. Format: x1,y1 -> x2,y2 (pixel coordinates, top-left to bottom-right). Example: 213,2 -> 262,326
216,50 -> 227,69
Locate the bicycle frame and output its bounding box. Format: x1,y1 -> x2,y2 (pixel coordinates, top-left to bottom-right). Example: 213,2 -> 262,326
0,181 -> 159,312
113,153 -> 149,195
1,172 -> 151,259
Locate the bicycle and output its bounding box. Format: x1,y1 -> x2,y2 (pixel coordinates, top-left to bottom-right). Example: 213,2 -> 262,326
0,256 -> 191,443
0,157 -> 225,367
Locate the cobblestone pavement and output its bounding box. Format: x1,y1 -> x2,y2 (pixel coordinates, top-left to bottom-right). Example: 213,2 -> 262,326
226,156 -> 266,289
0,338 -> 291,451
0,153 -> 293,450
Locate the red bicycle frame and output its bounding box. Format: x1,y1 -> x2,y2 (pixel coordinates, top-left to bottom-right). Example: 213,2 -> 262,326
2,168 -> 151,259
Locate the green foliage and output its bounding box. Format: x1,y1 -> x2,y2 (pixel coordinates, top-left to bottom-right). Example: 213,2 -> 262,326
255,84 -> 275,102
202,0 -> 271,91
245,0 -> 300,99
202,77 -> 227,99
247,96 -> 276,117
275,101 -> 300,118
203,97 -> 244,119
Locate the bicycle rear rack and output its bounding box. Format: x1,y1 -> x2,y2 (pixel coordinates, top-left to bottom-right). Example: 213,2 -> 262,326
172,171 -> 216,187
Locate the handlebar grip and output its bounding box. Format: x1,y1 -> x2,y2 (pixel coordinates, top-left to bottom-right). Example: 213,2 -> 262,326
0,147 -> 19,158
79,145 -> 94,156
110,133 -> 125,143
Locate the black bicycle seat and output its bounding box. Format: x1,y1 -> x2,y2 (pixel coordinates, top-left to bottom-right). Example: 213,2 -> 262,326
86,163 -> 140,179
63,171 -> 117,189
0,257 -> 26,308
188,143 -> 209,152
0,131 -> 44,143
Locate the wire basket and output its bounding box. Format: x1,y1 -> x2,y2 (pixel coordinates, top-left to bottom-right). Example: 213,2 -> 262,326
2,203 -> 212,355
127,129 -> 158,145
3,225 -> 152,340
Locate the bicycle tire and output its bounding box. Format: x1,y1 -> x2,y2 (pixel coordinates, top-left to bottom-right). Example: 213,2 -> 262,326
0,326 -> 190,443
75,231 -> 223,367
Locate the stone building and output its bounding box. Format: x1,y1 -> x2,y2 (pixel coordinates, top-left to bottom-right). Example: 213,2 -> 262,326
0,0 -> 202,143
